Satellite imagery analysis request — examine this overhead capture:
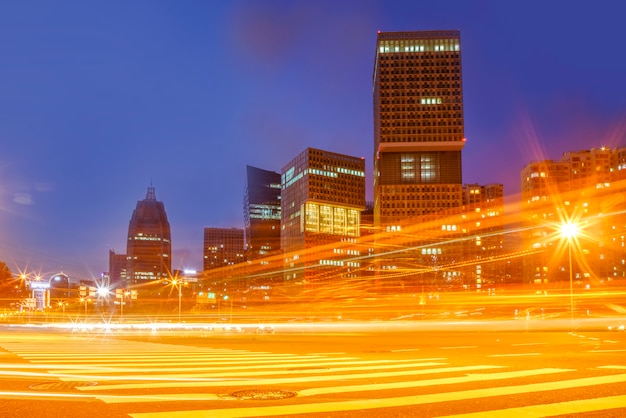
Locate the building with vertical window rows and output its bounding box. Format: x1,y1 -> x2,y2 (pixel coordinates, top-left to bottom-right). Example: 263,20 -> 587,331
203,227 -> 245,271
281,148 -> 366,289
373,30 -> 465,226
372,30 -> 469,290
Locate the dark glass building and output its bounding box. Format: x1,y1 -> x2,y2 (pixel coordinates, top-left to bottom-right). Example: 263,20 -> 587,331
108,249 -> 127,286
126,186 -> 172,285
243,165 -> 281,260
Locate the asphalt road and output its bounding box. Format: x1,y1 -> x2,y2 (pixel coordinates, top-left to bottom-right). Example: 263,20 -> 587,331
1,320 -> 626,417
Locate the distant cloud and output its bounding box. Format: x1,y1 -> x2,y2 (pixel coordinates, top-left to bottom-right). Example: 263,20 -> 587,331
34,182 -> 55,192
11,181 -> 53,205
13,192 -> 33,205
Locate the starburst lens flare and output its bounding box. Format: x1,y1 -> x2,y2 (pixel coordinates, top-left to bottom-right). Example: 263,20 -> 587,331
560,222 -> 579,239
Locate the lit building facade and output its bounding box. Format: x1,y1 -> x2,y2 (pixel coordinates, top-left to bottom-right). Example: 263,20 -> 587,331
202,227 -> 245,299
521,147 -> 626,285
203,227 -> 245,271
126,186 -> 172,285
243,165 -> 281,259
373,30 -> 465,226
461,183 -> 505,290
281,148 -> 366,288
372,30 -> 467,290
242,165 -> 283,293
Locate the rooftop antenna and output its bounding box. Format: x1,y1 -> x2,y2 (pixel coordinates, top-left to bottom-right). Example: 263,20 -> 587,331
145,184 -> 156,200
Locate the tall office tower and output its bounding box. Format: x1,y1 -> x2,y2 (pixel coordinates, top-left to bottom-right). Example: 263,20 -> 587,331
243,165 -> 281,259
126,186 -> 172,285
372,30 -> 465,290
281,148 -> 366,289
373,30 -> 465,226
521,147 -> 626,285
203,227 -> 245,271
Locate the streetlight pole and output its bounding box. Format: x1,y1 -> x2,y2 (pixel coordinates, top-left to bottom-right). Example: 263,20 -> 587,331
567,236 -> 574,325
172,280 -> 182,323
178,283 -> 182,323
561,221 -> 578,327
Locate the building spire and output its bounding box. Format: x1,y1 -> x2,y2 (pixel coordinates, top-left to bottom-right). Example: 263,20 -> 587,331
145,185 -> 156,201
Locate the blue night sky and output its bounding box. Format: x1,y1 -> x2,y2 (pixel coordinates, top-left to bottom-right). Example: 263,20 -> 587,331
1,0 -> 625,280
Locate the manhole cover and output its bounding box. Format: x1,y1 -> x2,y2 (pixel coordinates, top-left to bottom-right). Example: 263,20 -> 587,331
30,381 -> 98,391
230,389 -> 296,400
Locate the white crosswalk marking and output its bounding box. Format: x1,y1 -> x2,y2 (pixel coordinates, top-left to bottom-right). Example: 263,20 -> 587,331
439,394 -> 626,417
1,334 -> 624,417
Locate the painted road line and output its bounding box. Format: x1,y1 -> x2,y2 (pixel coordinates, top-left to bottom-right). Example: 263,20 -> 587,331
297,367 -> 567,397
129,374 -> 626,418
54,361 -> 448,379
441,346 -> 478,350
438,394 -> 626,417
127,373 -> 626,418
51,358 -> 427,375
95,365 -> 510,404
511,342 -> 546,346
487,353 -> 541,357
29,356 -> 349,368
20,354 -> 327,364
81,364 -> 506,392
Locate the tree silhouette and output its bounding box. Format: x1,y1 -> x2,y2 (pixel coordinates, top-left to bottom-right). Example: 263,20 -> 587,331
0,261 -> 22,306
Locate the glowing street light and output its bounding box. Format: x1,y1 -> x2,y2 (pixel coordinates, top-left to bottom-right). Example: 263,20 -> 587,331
560,221 -> 579,325
172,279 -> 182,323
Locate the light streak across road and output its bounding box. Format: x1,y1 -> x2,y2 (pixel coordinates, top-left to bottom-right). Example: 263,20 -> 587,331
1,330 -> 625,417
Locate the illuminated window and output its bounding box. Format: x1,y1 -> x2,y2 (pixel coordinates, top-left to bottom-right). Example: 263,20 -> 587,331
401,154 -> 415,179
316,205 -> 330,233
421,155 -> 437,182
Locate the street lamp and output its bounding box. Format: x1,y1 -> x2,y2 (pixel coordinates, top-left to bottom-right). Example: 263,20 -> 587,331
560,221 -> 579,325
172,279 -> 182,323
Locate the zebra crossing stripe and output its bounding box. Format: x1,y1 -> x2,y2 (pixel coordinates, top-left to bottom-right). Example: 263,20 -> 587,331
54,361 -> 447,379
51,358 -> 430,375
126,373 -> 626,418
439,394 -> 626,417
297,367 -> 568,397
92,367 -> 561,404
81,364 -> 506,392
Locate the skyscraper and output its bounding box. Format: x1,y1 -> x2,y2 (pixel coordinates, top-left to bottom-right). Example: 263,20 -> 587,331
281,148 -> 366,288
126,186 -> 171,285
243,165 -> 281,260
373,30 -> 465,227
372,30 -> 469,290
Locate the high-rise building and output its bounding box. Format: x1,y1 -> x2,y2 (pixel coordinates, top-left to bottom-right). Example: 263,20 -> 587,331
243,165 -> 281,259
372,30 -> 467,290
281,148 -> 366,288
373,30 -> 465,226
203,227 -> 245,271
126,186 -> 172,285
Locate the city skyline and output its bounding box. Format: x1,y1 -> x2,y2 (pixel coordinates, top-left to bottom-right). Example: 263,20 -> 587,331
1,1 -> 625,280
